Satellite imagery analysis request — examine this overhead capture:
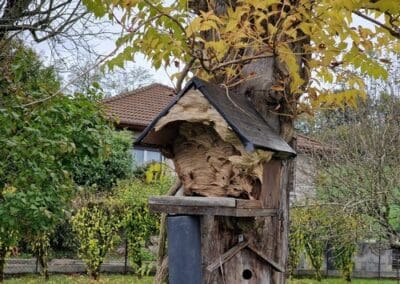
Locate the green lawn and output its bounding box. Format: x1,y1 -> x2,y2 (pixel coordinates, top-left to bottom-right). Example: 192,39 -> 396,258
290,279 -> 398,284
3,275 -> 399,284
3,275 -> 153,284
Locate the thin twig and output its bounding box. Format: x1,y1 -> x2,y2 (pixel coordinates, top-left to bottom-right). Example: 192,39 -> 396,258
353,10 -> 400,39
22,45 -> 120,107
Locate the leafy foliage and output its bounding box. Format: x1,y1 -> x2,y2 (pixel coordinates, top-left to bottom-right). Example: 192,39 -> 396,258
290,205 -> 361,281
0,42 -> 115,280
288,209 -> 306,277
71,202 -> 121,280
72,130 -> 133,191
85,0 -> 399,115
113,174 -> 173,274
144,163 -> 170,184
29,232 -> 52,280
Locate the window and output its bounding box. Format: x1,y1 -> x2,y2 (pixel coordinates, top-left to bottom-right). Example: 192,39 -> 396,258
132,148 -> 163,166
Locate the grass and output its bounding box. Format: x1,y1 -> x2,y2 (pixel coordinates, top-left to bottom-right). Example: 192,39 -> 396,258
289,279 -> 399,284
3,275 -> 153,284
3,275 -> 399,284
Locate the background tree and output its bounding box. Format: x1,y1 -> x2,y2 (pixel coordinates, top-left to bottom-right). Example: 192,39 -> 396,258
71,130 -> 134,191
290,205 -> 361,282
0,0 -> 86,42
0,42 -> 114,281
314,93 -> 400,248
84,0 -> 400,282
114,174 -> 173,275
67,59 -> 154,97
0,0 -> 116,56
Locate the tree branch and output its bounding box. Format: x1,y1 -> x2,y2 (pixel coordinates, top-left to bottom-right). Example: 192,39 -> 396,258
353,10 -> 400,39
210,53 -> 274,72
176,57 -> 195,93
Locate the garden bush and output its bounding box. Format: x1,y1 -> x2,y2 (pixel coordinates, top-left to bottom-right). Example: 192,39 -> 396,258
113,168 -> 173,274
0,41 -> 114,282
290,205 -> 360,282
71,201 -> 121,280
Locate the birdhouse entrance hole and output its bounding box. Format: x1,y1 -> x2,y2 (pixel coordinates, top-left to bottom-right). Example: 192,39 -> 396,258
242,269 -> 253,280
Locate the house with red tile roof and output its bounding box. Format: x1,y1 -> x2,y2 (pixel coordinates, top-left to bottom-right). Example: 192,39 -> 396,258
102,83 -> 175,165
102,83 -> 175,131
102,82 -> 326,202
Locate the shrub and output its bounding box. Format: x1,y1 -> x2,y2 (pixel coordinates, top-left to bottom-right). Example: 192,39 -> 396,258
290,205 -> 360,282
71,202 -> 121,280
72,130 -> 134,191
0,42 -> 114,282
113,172 -> 173,274
28,232 -> 51,280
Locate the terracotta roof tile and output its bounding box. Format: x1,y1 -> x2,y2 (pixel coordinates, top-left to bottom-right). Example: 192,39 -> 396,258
102,83 -> 175,130
294,134 -> 330,154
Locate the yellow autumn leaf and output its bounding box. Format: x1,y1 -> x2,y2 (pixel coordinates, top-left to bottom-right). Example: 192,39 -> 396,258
206,41 -> 228,60
186,17 -> 202,37
277,44 -> 304,93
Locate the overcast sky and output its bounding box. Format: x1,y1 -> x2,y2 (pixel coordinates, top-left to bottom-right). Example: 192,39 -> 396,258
31,10 -> 376,92
32,15 -> 177,89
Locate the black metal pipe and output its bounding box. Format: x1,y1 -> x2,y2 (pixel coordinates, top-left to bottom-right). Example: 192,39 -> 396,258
167,215 -> 202,284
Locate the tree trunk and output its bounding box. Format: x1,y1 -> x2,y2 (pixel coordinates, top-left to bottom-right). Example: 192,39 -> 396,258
90,268 -> 100,280
236,55 -> 296,283
38,254 -> 49,281
0,246 -> 6,283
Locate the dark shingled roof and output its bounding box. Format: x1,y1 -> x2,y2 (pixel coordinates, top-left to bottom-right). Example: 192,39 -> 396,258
136,77 -> 296,159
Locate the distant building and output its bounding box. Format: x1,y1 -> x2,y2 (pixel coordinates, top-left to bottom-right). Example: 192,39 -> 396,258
102,83 -> 175,166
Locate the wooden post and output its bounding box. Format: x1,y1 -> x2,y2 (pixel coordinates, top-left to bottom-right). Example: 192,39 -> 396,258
261,159 -> 289,283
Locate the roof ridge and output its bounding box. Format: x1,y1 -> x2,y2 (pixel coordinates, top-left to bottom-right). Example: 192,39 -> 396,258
102,83 -> 175,103
295,133 -> 323,144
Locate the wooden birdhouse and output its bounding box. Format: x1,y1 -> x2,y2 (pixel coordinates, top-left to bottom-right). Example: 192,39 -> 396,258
136,77 -> 296,284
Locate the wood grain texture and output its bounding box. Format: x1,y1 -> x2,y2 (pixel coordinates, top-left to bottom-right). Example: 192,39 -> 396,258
219,248 -> 272,284
149,196 -> 237,208
149,204 -> 277,217
206,240 -> 249,272
199,160 -> 288,284
236,199 -> 263,209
